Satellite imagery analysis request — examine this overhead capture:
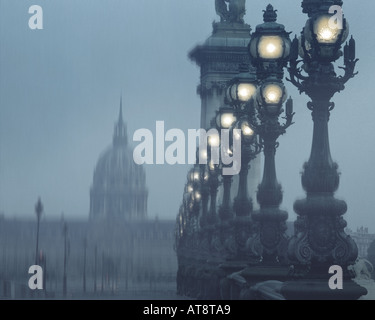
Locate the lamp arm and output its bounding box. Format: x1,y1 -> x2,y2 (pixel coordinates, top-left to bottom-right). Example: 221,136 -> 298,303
286,62 -> 307,93
286,75 -> 304,94
337,58 -> 359,85
281,112 -> 295,130
249,114 -> 261,132
251,135 -> 263,156
289,60 -> 309,80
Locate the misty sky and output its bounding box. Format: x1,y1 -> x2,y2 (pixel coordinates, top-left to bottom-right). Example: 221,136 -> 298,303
0,0 -> 374,232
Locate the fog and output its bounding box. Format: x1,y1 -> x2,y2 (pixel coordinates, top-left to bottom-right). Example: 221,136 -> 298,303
0,0 -> 374,231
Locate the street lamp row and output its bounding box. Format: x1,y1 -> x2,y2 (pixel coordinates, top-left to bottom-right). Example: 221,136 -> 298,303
176,0 -> 363,299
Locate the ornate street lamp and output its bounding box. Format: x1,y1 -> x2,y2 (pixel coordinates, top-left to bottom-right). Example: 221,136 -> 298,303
248,5 -> 294,264
232,118 -> 258,216
248,4 -> 291,80
284,0 -> 366,299
287,0 -> 357,271
207,128 -> 221,225
299,0 -> 349,63
186,165 -> 202,241
212,105 -> 241,261
179,175 -> 195,251
223,63 -> 260,219
231,116 -> 262,261
197,127 -> 225,264
196,161 -> 213,259
198,161 -> 210,229
176,183 -> 194,296
222,65 -> 263,260
226,63 -> 258,110
252,80 -> 294,264
257,81 -> 288,115
179,165 -> 204,297
216,105 -> 237,131
215,106 -> 236,222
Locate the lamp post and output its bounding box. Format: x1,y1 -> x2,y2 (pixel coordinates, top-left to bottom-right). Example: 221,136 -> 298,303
248,5 -> 294,264
180,165 -> 202,297
215,106 -> 237,223
34,197 -> 43,266
207,129 -> 221,226
232,117 -> 261,261
175,173 -> 198,297
285,1 -> 364,297
281,0 -> 367,299
198,163 -> 210,229
62,222 -> 68,297
224,65 -> 262,260
201,129 -> 225,264
83,237 -> 87,294
214,106 -> 239,260
197,161 -> 215,259
232,118 -> 258,217
186,165 -> 202,250
94,244 -> 97,293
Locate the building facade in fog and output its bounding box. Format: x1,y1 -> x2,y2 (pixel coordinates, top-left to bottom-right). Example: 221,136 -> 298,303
0,101 -> 177,299
89,99 -> 148,221
0,217 -> 176,298
346,227 -> 375,258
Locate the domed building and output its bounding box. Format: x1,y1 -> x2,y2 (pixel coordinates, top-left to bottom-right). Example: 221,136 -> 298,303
89,99 -> 148,221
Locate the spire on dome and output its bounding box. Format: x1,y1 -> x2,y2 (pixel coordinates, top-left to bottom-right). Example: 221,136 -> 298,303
113,96 -> 128,146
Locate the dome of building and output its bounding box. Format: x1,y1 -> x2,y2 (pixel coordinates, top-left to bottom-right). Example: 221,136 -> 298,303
89,98 -> 148,221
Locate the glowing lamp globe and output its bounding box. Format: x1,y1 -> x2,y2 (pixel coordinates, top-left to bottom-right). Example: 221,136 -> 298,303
257,82 -> 286,115
216,107 -> 236,129
249,5 -> 291,69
